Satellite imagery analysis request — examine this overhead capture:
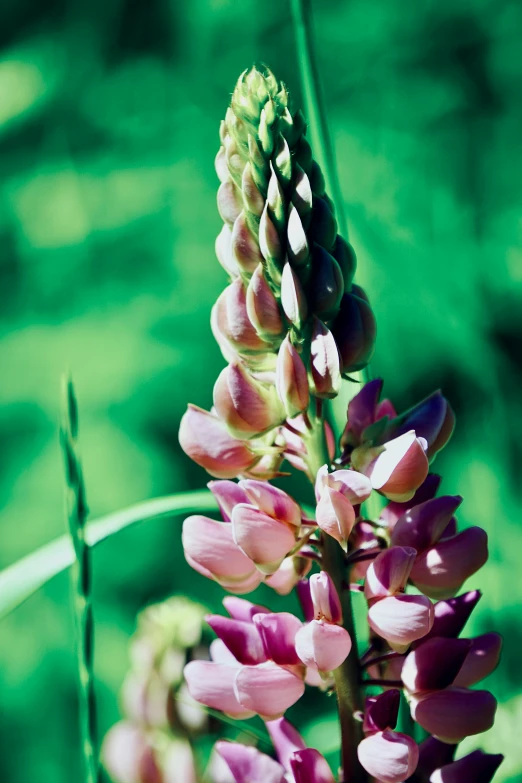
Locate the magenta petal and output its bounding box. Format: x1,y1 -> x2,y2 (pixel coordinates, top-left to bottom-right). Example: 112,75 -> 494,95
209,638 -> 240,665
240,479 -> 301,527
222,596 -> 268,623
368,594 -> 434,651
391,495 -> 462,552
184,661 -> 255,719
429,749 -> 503,783
296,579 -> 315,623
423,590 -> 482,642
289,748 -> 336,783
453,633 -> 503,687
410,527 -> 488,598
208,480 -> 249,521
411,687 -> 497,743
216,741 -> 286,783
364,546 -> 417,599
232,504 -> 296,574
363,689 -> 401,733
295,620 -> 352,672
253,612 -> 303,665
401,637 -> 472,693
266,718 -> 306,773
310,571 -> 343,624
205,615 -> 267,665
357,730 -> 419,783
234,661 -> 305,720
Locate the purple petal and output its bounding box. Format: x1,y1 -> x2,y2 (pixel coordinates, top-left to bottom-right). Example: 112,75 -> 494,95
402,638 -> 472,693
429,750 -> 503,783
391,496 -> 462,552
296,580 -> 315,623
363,689 -> 401,733
422,591 -> 482,643
290,748 -> 336,783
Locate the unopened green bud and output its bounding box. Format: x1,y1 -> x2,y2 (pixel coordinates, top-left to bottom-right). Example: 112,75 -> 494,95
214,362 -> 285,439
215,224 -> 239,278
267,165 -> 286,233
242,163 -> 265,217
287,204 -> 310,267
281,262 -> 308,329
259,204 -> 283,267
309,196 -> 337,250
259,106 -> 274,157
274,135 -> 292,188
309,244 -> 344,320
276,334 -> 310,418
231,211 -> 264,274
247,264 -> 284,339
248,134 -> 268,193
217,181 -> 242,225
292,164 -> 313,229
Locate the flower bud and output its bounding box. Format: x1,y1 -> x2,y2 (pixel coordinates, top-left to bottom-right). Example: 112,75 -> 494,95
231,211 -> 264,274
357,730 -> 419,783
331,291 -> 377,373
184,661 -> 256,718
246,265 -> 284,339
241,162 -> 265,216
423,590 -> 482,642
274,135 -> 292,187
281,262 -> 308,328
208,480 -> 249,521
332,235 -> 357,289
218,180 -> 242,225
182,515 -> 262,593
253,612 -> 303,665
276,335 -> 310,417
429,750 -> 503,783
259,204 -> 283,271
212,279 -> 272,355
266,557 -> 311,595
410,687 -> 497,743
364,546 -> 417,600
308,245 -> 344,321
295,620 -> 352,672
409,526 -> 488,599
363,689 -> 401,733
287,204 -> 310,267
453,632 -> 502,687
310,572 -> 343,624
205,614 -> 267,666
179,405 -> 258,478
391,495 -> 463,552
216,741 -> 286,783
354,430 -> 429,502
234,660 -> 305,720
310,317 -> 341,398
368,594 -> 434,651
309,197 -> 337,250
316,468 -> 373,504
267,165 -> 286,233
289,749 -> 336,783
401,637 -> 472,693
216,224 -> 241,278
387,391 -> 455,460
223,596 -> 268,623
214,363 -> 285,439
315,486 -> 356,549
232,504 -> 297,575
292,165 -> 313,228
239,479 -> 302,526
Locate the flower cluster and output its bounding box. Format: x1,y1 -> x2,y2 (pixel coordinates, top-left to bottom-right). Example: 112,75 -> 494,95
168,66 -> 503,782
179,67 -> 376,482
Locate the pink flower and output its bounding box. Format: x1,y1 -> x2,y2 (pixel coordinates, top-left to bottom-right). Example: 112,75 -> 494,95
315,487 -> 356,550
410,687 -> 497,743
234,660 -> 305,720
367,594 -> 434,651
184,660 -> 255,719
354,431 -> 429,503
239,479 -> 302,527
182,515 -> 262,593
276,335 -> 310,417
295,620 -> 352,672
232,504 -> 297,575
309,572 -> 343,624
179,405 -> 258,478
357,730 -> 419,783
214,363 -> 284,439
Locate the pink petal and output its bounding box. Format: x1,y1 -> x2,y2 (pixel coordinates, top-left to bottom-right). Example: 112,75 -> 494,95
216,741 -> 286,783
364,546 -> 417,600
253,612 -> 303,665
184,661 -> 256,719
368,594 -> 434,651
266,557 -> 312,595
295,620 -> 352,673
365,431 -> 429,502
234,661 -> 305,720
205,615 -> 267,665
318,468 -> 373,504
223,596 -> 268,623
232,504 -> 296,575
357,730 -> 419,783
266,718 -> 307,773
310,572 -> 343,624
316,487 -> 356,549
239,479 -> 302,526
208,480 -> 249,521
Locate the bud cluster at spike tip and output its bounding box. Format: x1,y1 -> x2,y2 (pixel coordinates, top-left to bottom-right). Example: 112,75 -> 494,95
167,66 -> 503,783
179,66 -> 378,478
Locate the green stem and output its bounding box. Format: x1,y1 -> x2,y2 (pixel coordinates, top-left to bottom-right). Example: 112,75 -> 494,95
305,416 -> 367,783
290,0 -> 348,242
61,378 -> 98,783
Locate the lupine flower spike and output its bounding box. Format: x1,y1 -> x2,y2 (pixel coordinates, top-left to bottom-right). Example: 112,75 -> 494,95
104,65 -> 503,783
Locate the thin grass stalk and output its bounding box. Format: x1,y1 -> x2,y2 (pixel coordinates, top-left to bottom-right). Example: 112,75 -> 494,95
60,377 -> 98,783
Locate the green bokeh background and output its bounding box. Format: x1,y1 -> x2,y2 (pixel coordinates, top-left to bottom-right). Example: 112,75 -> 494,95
0,0 -> 521,780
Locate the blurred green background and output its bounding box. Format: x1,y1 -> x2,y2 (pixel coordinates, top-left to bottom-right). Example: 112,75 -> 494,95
0,0 -> 521,780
